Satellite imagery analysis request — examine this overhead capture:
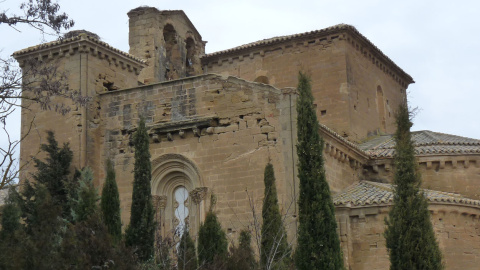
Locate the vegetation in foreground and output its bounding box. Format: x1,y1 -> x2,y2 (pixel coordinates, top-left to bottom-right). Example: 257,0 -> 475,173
295,72 -> 344,270
384,104 -> 443,269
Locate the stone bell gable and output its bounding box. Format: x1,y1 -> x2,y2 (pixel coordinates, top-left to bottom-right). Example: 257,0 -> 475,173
128,7 -> 206,84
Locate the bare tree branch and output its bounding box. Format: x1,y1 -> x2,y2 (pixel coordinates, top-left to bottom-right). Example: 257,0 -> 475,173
0,0 -> 74,35
1,0 -> 77,187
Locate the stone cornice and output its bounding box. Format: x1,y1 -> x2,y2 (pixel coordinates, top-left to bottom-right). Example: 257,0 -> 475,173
320,124 -> 369,169
13,34 -> 146,75
320,125 -> 480,173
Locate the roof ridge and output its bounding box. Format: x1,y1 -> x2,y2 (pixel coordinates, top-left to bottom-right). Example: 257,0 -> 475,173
13,34 -> 146,64
202,23 -> 413,84
361,130 -> 480,157
334,180 -> 480,208
318,123 -> 367,155
362,180 -> 392,191
204,24 -> 353,58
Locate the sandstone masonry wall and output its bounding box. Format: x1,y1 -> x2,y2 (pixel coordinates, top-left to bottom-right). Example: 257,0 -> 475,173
128,8 -> 205,84
203,32 -> 411,142
99,74 -> 298,240
337,204 -> 480,269
364,155 -> 480,200
15,37 -> 143,184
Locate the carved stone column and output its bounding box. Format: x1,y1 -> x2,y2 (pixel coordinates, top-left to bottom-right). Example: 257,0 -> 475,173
153,195 -> 168,210
152,195 -> 168,236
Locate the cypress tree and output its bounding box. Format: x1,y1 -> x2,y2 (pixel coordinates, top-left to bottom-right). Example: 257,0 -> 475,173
101,159 -> 122,241
198,210 -> 228,267
384,104 -> 443,269
227,229 -> 257,270
22,183 -> 65,269
294,72 -> 344,269
0,187 -> 24,268
73,167 -> 98,222
261,163 -> 290,270
59,211 -> 137,269
32,131 -> 76,221
0,187 -> 21,239
125,117 -> 155,261
177,229 -> 198,270
239,230 -> 257,269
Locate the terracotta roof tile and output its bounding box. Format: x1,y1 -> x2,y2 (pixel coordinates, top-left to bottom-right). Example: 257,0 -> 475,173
319,123 -> 365,153
359,130 -> 480,158
333,181 -> 480,207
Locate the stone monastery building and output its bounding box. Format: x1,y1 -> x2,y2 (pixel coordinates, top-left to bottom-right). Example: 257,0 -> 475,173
13,6 -> 480,269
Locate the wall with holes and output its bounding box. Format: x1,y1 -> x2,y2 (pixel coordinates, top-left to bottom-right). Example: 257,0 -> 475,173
128,7 -> 205,84
16,36 -> 142,183
202,30 -> 410,143
98,74 -> 299,239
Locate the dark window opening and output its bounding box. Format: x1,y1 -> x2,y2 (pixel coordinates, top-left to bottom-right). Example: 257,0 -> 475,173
163,24 -> 180,81
254,76 -> 269,84
103,81 -> 118,91
185,37 -> 196,77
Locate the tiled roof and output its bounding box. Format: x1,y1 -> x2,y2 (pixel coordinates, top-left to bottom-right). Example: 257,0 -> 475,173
13,34 -> 146,64
333,181 -> 480,207
319,123 -> 367,156
359,130 -> 480,158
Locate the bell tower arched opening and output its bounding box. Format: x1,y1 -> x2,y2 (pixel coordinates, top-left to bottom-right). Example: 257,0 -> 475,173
185,37 -> 196,77
163,24 -> 181,81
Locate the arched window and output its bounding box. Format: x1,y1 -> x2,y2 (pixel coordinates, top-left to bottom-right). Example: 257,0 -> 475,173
151,154 -> 207,242
376,86 -> 386,132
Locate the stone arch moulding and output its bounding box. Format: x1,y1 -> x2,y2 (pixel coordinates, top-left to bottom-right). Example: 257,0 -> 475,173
151,153 -> 203,193
151,153 -> 206,239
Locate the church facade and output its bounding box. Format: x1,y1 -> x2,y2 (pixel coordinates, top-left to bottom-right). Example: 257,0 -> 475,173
13,7 -> 480,269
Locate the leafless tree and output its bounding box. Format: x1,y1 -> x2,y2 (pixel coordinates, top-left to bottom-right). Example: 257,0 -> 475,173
245,189 -> 294,270
0,0 -> 85,188
224,189 -> 295,270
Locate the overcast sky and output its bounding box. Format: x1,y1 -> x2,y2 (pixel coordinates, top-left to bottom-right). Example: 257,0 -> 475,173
1,0 -> 479,158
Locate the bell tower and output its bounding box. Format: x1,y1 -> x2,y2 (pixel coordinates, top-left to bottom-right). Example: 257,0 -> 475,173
128,7 -> 205,84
